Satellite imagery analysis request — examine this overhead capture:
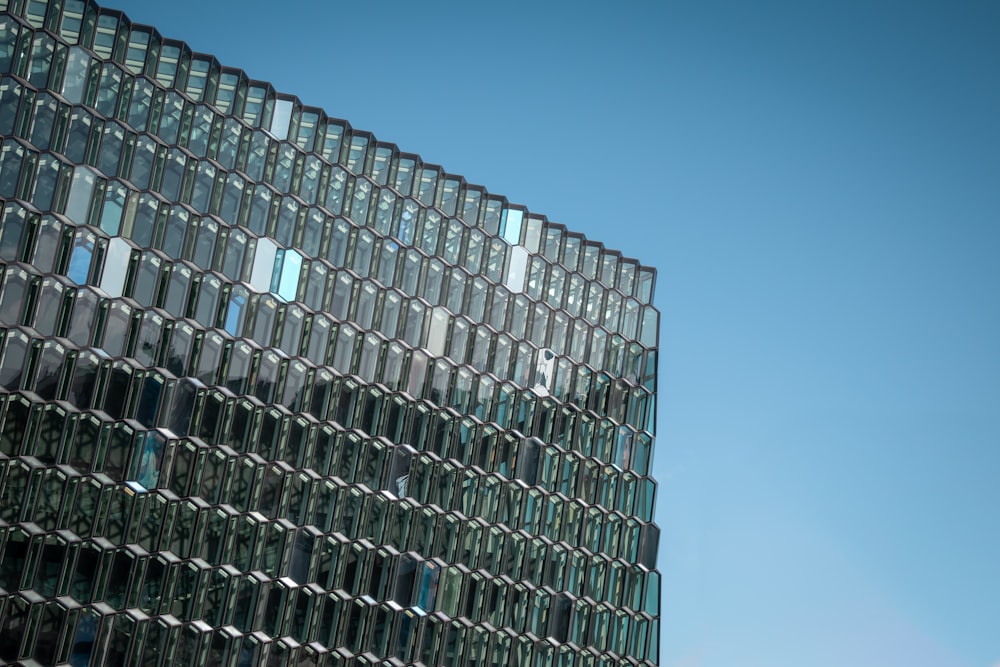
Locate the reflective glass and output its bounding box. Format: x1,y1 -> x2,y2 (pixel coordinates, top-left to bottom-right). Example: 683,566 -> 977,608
0,2 -> 660,662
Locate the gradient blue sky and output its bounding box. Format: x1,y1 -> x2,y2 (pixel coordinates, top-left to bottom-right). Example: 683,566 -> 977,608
103,1 -> 1000,665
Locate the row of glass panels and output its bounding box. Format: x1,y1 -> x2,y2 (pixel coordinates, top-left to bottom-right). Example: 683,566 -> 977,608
0,327 -> 657,515
0,172 -> 657,414
0,43 -> 657,318
0,586 -> 657,666
0,388 -> 656,567
0,202 -> 656,385
0,255 -> 657,474
0,481 -> 660,661
0,6 -> 656,308
0,112 -> 659,359
0,510 -> 658,632
0,457 -> 658,629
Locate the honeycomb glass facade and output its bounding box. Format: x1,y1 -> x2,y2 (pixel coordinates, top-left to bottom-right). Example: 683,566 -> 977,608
0,0 -> 661,664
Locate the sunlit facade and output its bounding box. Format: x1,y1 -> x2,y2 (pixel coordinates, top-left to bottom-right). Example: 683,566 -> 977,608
0,0 -> 661,664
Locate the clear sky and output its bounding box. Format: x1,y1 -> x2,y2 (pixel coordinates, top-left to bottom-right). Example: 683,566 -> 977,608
103,1 -> 1000,665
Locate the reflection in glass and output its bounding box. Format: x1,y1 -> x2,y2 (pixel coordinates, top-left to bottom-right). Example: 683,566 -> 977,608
0,4 -> 661,662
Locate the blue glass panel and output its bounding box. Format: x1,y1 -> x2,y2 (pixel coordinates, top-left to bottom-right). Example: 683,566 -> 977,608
132,431 -> 167,489
414,561 -> 440,612
398,208 -> 415,245
67,240 -> 94,285
225,292 -> 246,336
500,208 -> 523,246
269,249 -> 303,303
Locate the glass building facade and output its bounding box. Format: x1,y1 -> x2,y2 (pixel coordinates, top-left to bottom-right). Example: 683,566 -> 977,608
0,0 -> 661,665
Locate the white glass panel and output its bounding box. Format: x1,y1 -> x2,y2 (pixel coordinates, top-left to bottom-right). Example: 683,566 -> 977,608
248,237 -> 278,292
61,47 -> 91,104
426,306 -> 449,357
65,166 -> 99,224
100,236 -> 131,297
533,348 -> 555,396
504,245 -> 529,294
270,99 -> 293,140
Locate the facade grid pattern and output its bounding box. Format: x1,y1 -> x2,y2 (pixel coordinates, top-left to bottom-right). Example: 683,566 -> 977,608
0,0 -> 662,665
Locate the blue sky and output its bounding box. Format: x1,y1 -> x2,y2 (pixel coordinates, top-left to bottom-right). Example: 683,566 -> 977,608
105,1 -> 1000,665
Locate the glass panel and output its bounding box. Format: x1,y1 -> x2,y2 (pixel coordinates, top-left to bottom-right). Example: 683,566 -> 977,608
248,237 -> 277,292
500,208 -> 523,245
28,32 -> 56,87
270,98 -> 293,140
272,248 -> 303,302
64,165 -> 99,225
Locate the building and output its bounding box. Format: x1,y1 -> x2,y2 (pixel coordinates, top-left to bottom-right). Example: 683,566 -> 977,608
0,0 -> 661,664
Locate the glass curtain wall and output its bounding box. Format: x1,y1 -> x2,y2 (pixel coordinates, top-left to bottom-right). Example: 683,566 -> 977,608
0,1 -> 660,665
